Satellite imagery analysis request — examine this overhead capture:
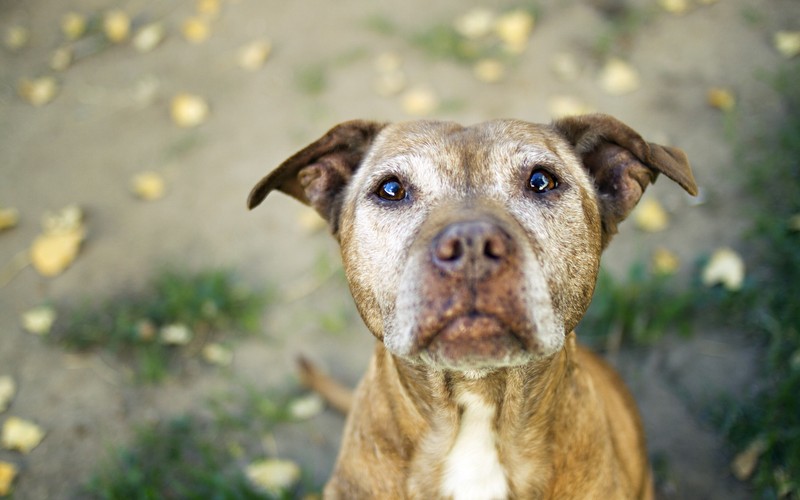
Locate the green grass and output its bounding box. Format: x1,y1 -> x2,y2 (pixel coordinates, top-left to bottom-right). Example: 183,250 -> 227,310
712,63 -> 800,498
52,268 -> 268,382
579,262 -> 695,350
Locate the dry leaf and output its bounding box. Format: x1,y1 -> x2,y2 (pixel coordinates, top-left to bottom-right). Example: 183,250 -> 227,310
21,306 -> 57,335
707,87 -> 735,111
170,93 -> 209,127
494,9 -> 534,54
0,208 -> 19,231
703,247 -> 745,291
454,8 -> 495,39
548,95 -> 594,119
659,0 -> 690,14
202,343 -> 233,366
0,461 -> 17,496
789,213 -> 800,232
133,23 -> 166,53
652,248 -> 680,275
402,87 -> 439,116
246,459 -> 301,494
104,10 -> 131,43
473,59 -> 505,83
182,17 -> 211,43
551,52 -> 581,82
61,12 -> 87,41
774,31 -> 800,59
30,230 -> 85,277
1,417 -> 45,454
4,26 -> 29,51
160,323 -> 192,345
50,46 -> 73,71
136,320 -> 157,342
42,204 -> 83,233
298,208 -> 326,232
237,39 -> 272,70
634,198 -> 669,232
731,438 -> 767,480
197,0 -> 221,18
131,171 -> 166,201
288,394 -> 324,420
0,377 -> 15,413
600,58 -> 640,95
18,77 -> 59,107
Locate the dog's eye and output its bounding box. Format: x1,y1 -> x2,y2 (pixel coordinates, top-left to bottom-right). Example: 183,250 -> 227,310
376,177 -> 407,201
528,168 -> 558,193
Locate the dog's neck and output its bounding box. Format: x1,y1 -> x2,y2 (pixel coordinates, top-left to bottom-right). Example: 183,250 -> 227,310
377,333 -> 577,498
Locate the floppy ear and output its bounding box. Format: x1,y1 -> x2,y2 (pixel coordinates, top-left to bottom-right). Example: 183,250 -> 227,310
553,113 -> 698,247
247,120 -> 386,231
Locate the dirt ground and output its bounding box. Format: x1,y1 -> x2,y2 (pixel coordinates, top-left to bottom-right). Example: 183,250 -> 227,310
1,0 -> 798,498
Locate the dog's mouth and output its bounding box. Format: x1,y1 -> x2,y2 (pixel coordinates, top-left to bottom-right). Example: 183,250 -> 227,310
418,314 -> 531,369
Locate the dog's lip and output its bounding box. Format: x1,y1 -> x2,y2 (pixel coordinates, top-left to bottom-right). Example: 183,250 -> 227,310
419,312 -> 525,349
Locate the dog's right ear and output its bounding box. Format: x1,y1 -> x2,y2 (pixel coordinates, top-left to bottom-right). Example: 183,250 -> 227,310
247,120 -> 386,229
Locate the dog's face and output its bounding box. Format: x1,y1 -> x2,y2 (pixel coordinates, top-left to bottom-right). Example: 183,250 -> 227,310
249,115 -> 696,372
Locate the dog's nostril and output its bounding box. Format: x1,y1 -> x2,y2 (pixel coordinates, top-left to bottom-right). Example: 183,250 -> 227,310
437,238 -> 464,262
484,236 -> 506,260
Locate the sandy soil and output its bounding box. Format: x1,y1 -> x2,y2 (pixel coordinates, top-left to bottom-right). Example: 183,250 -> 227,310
1,0 -> 798,497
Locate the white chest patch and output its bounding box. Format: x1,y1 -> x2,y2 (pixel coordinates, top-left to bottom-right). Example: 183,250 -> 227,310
441,392 -> 509,500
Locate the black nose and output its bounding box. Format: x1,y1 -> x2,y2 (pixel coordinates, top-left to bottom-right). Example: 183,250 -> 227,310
432,221 -> 513,279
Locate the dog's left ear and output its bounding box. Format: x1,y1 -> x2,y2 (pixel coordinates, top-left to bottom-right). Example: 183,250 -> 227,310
247,120 -> 386,230
553,113 -> 698,247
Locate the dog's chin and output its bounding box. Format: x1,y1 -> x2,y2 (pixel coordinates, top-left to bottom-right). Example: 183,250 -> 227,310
414,315 -> 535,371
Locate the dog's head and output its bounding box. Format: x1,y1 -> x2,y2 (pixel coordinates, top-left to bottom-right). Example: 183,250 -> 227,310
249,115 -> 696,372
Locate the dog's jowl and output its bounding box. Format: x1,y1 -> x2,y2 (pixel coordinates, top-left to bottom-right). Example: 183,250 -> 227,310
249,114 -> 697,499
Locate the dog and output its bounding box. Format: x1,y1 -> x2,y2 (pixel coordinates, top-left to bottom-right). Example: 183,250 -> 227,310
248,114 -> 697,499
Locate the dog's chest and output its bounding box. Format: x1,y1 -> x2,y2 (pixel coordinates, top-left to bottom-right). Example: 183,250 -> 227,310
440,391 -> 509,500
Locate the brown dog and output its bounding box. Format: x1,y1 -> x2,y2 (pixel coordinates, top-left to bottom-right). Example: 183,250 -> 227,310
248,114 -> 697,499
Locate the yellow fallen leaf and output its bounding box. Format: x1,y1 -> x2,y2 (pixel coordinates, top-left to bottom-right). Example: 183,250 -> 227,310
789,213 -> 800,232
0,461 -> 17,496
298,208 -> 326,232
774,31 -> 800,59
548,95 -> 594,119
182,17 -> 211,43
731,438 -> 767,480
473,59 -> 505,83
21,306 -> 57,335
707,87 -> 735,111
170,93 -> 210,127
30,229 -> 85,277
133,23 -> 166,53
246,459 -> 301,494
652,248 -> 680,275
599,58 -> 640,96
17,77 -> 59,107
61,12 -> 87,41
288,394 -> 324,420
131,171 -> 166,201
703,247 -> 745,291
0,376 -> 15,413
373,70 -> 407,97
1,417 -> 45,454
104,10 -> 131,43
659,0 -> 690,15
402,87 -> 439,116
42,204 -> 83,234
197,0 -> 221,18
494,9 -> 534,54
0,208 -> 19,231
237,39 -> 272,70
160,323 -> 192,345
454,8 -> 495,39
634,198 -> 669,232
4,26 -> 29,51
202,343 -> 233,366
551,52 -> 581,82
50,46 -> 73,71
